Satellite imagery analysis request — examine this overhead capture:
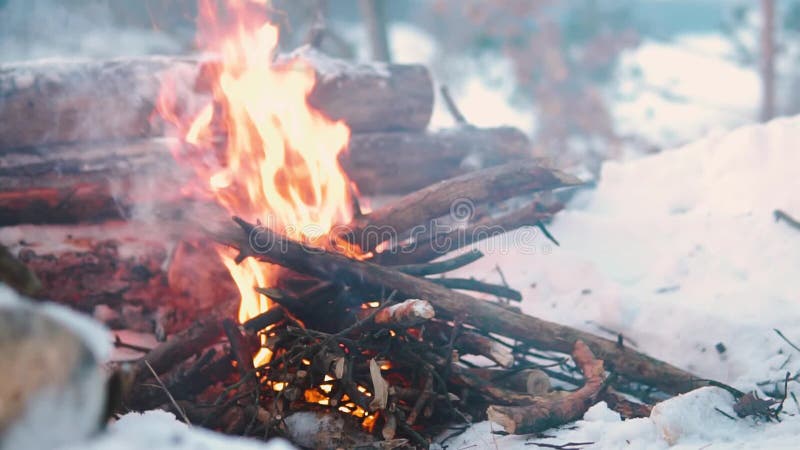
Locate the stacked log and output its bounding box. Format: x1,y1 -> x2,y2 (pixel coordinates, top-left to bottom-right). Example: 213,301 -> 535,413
0,127 -> 531,225
103,162 -> 711,447
0,48 -> 432,151
0,49 -> 536,226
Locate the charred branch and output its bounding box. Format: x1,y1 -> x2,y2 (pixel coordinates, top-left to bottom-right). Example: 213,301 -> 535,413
224,218 -> 708,395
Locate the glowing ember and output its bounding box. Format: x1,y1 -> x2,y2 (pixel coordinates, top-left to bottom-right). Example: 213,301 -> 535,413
158,0 -> 355,366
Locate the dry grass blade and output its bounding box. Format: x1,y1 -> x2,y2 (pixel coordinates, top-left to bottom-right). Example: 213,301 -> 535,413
144,360 -> 192,426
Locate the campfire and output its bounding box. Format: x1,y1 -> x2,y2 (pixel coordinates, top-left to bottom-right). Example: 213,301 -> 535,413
0,1 -> 727,449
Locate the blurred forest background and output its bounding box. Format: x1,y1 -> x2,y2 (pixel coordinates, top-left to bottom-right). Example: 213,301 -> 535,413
1,0 -> 797,176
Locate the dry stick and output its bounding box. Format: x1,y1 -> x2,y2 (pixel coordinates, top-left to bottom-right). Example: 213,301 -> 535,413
598,389 -> 652,419
486,341 -> 604,434
407,374 -> 434,425
775,328 -> 800,353
440,85 -> 468,125
391,249 -> 484,276
224,219 -> 707,395
126,351 -> 235,411
432,277 -> 522,302
463,368 -> 551,395
374,201 -> 561,266
222,319 -> 256,375
456,331 -> 515,368
133,305 -> 228,379
144,360 -> 192,426
525,442 -> 594,450
343,161 -> 581,253
242,307 -> 286,334
774,209 -> 800,231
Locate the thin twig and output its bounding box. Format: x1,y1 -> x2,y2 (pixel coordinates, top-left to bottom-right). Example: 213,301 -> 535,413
714,407 -> 737,421
392,249 -> 483,276
774,209 -> 800,232
440,85 -> 468,125
526,442 -> 594,449
144,360 -> 192,426
774,328 -> 800,353
431,277 -> 522,301
114,335 -> 153,353
535,220 -> 560,246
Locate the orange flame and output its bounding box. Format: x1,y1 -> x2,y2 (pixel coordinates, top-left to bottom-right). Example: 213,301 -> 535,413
159,0 -> 354,366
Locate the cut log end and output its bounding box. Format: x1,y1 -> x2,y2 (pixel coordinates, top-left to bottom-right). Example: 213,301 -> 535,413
373,299 -> 435,327
486,340 -> 606,435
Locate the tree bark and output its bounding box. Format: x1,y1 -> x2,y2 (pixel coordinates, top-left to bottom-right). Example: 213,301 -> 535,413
358,0 -> 392,63
760,0 -> 776,121
344,161 -> 579,252
344,127 -> 533,195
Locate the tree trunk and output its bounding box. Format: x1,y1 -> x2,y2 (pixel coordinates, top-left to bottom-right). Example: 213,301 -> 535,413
358,0 -> 392,63
760,0 -> 776,121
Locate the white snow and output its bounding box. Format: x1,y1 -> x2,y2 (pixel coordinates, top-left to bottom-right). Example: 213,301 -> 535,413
58,411 -> 296,450
612,34 -> 760,150
435,116 -> 800,448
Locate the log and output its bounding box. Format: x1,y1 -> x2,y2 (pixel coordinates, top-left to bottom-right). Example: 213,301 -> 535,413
124,351 -> 234,411
282,411 -> 377,450
342,127 -> 532,195
0,50 -> 432,151
225,219 -> 708,395
131,304 -> 229,379
374,200 -> 562,265
0,139 -> 194,225
463,368 -> 551,396
0,224 -> 237,334
486,341 -> 604,434
0,127 -> 535,225
293,46 -> 433,133
343,161 -> 581,253
456,331 -> 515,368
0,57 -> 182,151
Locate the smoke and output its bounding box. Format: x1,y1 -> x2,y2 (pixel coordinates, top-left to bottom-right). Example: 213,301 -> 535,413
0,0 -> 187,62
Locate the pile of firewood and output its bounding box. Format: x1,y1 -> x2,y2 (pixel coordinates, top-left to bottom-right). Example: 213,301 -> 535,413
0,47 -> 532,225
111,161 -> 706,449
0,47 -> 714,450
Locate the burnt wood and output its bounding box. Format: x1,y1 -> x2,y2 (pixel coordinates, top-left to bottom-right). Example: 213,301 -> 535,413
223,218 -> 708,395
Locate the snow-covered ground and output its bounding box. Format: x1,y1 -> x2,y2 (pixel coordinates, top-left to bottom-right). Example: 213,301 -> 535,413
436,116 -> 800,449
